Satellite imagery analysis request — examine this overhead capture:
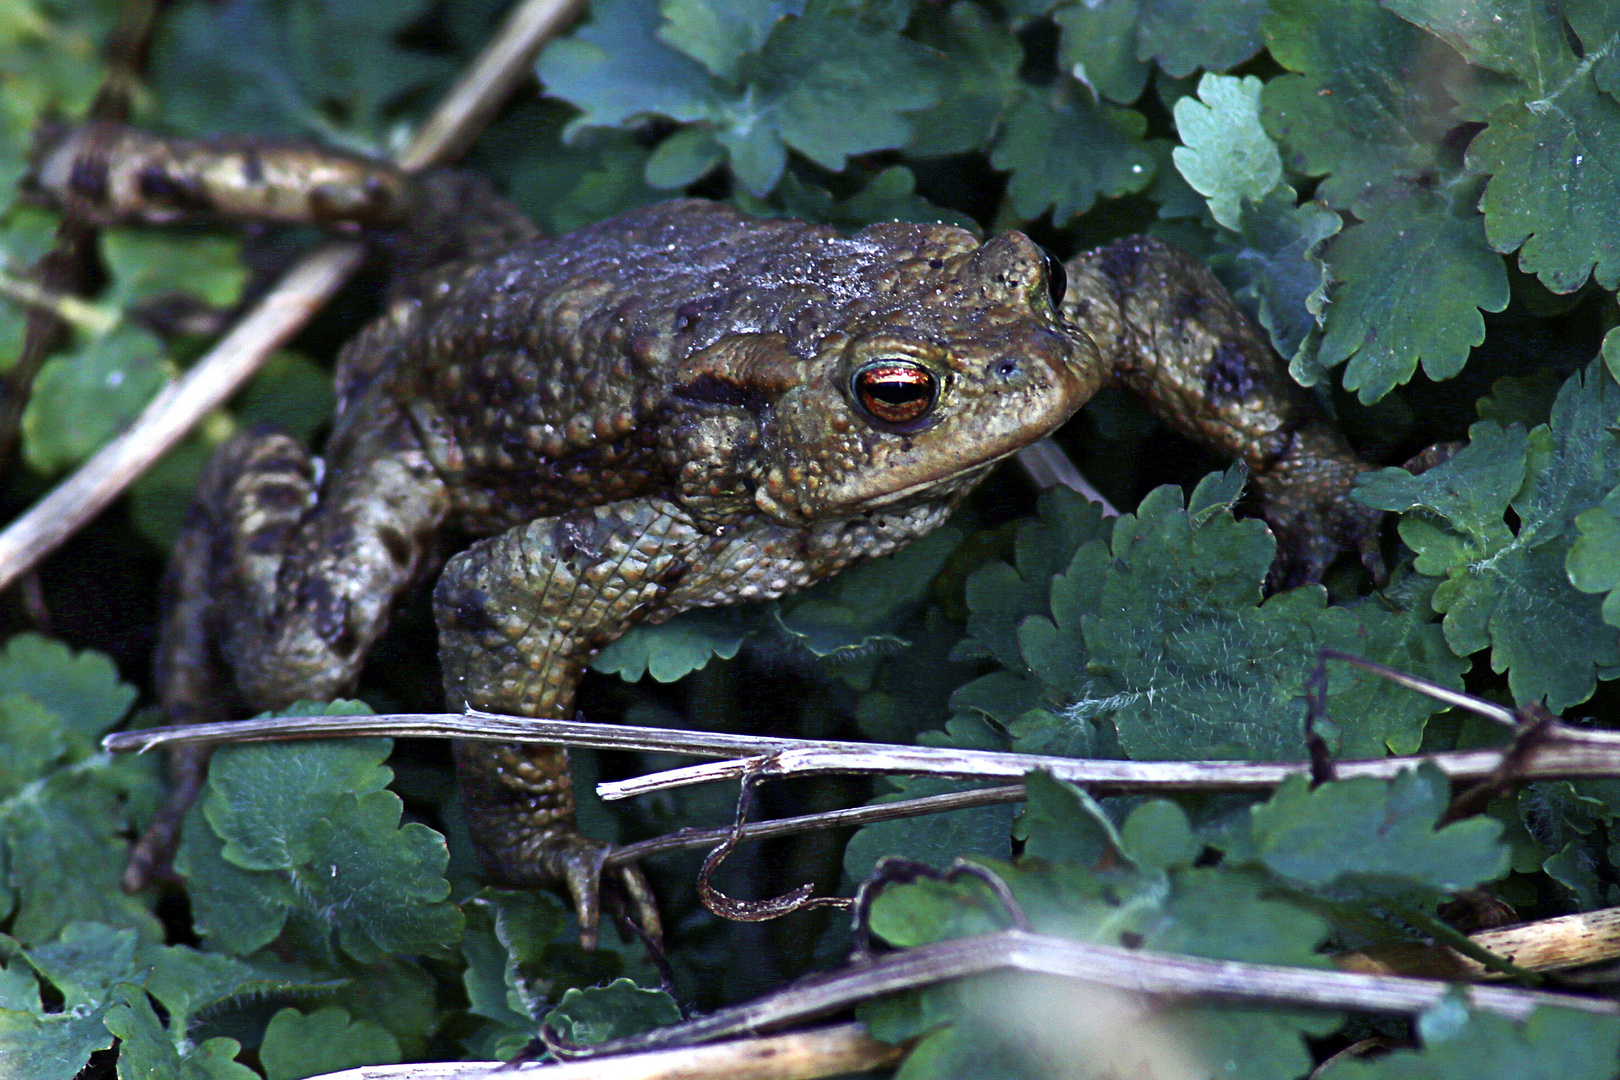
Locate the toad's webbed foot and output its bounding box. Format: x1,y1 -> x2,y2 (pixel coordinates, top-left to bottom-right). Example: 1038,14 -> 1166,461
1247,426 -> 1384,590
453,740 -> 662,949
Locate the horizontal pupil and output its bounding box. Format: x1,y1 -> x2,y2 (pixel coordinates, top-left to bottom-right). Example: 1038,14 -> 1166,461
868,379 -> 929,404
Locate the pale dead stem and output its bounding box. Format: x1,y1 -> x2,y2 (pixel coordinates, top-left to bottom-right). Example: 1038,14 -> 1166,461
301,1023 -> 901,1080
1339,906 -> 1620,983
100,703 -> 1620,794
306,930 -> 1617,1080
0,0 -> 587,595
103,706 -> 1620,977
105,664 -> 1620,1074
298,927 -> 1620,1079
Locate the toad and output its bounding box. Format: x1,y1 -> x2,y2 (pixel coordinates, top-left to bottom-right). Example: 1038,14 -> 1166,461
33,123 -> 1378,944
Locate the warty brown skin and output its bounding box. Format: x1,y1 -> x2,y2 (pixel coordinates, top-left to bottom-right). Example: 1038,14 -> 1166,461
33,126 -> 1374,944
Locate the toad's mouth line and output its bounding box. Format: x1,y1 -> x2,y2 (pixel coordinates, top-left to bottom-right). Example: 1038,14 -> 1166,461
855,434 -> 1051,511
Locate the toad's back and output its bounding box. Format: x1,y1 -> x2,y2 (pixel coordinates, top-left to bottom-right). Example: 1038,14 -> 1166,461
357,197 -> 993,530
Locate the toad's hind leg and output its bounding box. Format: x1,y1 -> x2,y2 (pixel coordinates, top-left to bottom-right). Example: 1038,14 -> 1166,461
135,409 -> 449,889
28,121 -> 539,275
1065,237 -> 1382,588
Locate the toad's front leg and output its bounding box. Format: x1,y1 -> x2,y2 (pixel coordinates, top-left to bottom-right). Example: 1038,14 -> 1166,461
434,495 -> 941,946
433,499 -> 712,948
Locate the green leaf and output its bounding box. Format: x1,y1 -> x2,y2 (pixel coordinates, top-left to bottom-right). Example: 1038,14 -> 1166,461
1261,0 -> 1455,211
1135,0 -> 1266,78
1017,480 -> 1462,762
0,205 -> 61,363
2,765 -> 162,946
135,945 -> 341,1032
149,0 -> 450,144
1569,487 -> 1620,628
260,1006 -> 401,1080
100,229 -> 246,312
543,978 -> 682,1046
461,888 -> 568,1032
1355,363 -> 1620,708
656,0 -> 802,83
992,82 -> 1155,224
1382,0 -> 1573,89
591,606 -> 760,683
25,922 -> 139,1009
1120,798 -> 1201,870
201,732 -> 392,871
129,437 -> 214,548
1329,1004 -> 1620,1080
775,527 -> 961,659
960,488 -> 1113,674
643,126 -> 724,188
1467,82 -> 1620,292
0,634 -> 136,750
1315,192 -> 1509,403
1055,0 -> 1149,106
1252,767 -> 1509,895
735,2 -> 943,181
907,3 -> 1022,154
866,858 -> 1334,1080
178,718 -> 461,959
322,956 -> 438,1061
1234,189 -> 1342,368
0,695 -> 68,800
539,0 -> 942,196
21,327 -> 170,474
0,995 -> 116,1080
767,167 -> 978,232
1172,73 -> 1281,232
537,0 -> 717,133
233,350 -> 336,446
1012,770 -> 1123,869
843,777 -> 1015,882
1387,0 -> 1620,291
477,101 -> 663,232
104,987 -> 258,1080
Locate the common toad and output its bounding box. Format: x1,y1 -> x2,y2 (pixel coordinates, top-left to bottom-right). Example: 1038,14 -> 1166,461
35,123 -> 1378,944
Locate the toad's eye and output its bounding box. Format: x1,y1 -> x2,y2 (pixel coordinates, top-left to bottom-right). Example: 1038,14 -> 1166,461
851,360 -> 939,427
1042,247 -> 1067,308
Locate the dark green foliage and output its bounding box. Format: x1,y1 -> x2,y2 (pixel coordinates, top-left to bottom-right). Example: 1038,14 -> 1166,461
1356,362 -> 1620,710
542,978 -> 682,1046
7,0 -> 1620,1074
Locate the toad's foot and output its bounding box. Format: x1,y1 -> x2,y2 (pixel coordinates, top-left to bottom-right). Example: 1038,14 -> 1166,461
543,835 -> 663,951
453,740 -> 660,949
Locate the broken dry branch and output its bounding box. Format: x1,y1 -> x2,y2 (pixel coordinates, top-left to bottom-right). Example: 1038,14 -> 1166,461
540,929 -> 1619,1063
1338,906 -> 1620,982
101,708 -> 1620,800
302,1022 -> 901,1080
0,0 -> 584,594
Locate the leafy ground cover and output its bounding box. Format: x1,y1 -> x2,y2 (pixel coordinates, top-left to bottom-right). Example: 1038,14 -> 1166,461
2,0 -> 1620,1076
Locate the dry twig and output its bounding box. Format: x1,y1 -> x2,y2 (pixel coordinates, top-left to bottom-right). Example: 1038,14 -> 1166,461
0,0 -> 585,595
530,929 -> 1619,1064
1338,906 -> 1620,982
301,1023 -> 901,1080
100,707 -> 1620,800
